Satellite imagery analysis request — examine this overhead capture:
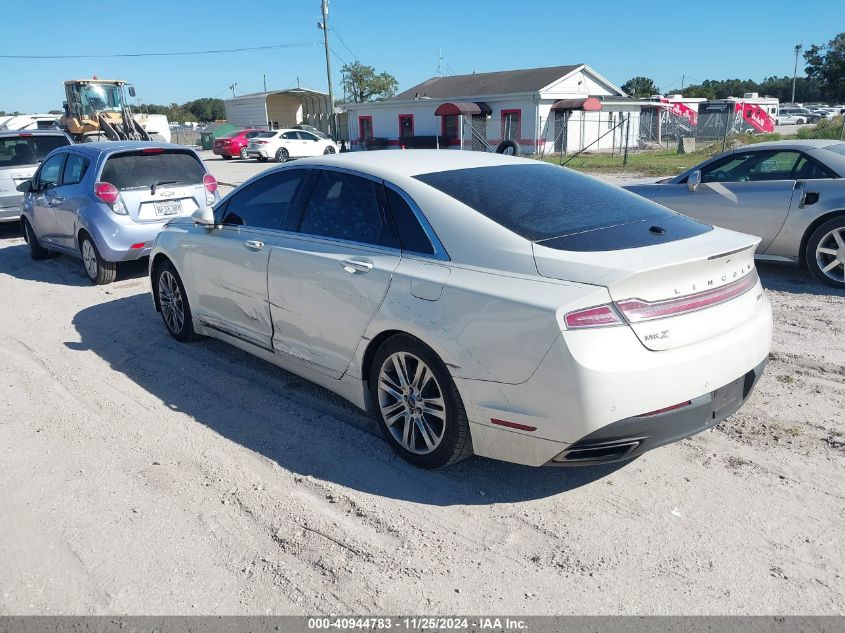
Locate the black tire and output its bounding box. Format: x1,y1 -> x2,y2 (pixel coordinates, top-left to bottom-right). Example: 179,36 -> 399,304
323,145 -> 336,155
275,147 -> 289,162
239,147 -> 249,159
796,118 -> 805,125
805,216 -> 845,288
153,260 -> 199,342
22,218 -> 50,260
369,334 -> 472,469
496,140 -> 520,156
79,234 -> 117,285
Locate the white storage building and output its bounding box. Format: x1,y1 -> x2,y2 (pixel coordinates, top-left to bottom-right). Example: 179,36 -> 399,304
341,64 -> 650,154
223,88 -> 333,133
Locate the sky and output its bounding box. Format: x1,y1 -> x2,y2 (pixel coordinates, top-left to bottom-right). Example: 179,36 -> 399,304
1,0 -> 843,113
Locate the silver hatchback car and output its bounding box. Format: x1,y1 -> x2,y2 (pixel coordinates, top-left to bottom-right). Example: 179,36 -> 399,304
19,142 -> 219,284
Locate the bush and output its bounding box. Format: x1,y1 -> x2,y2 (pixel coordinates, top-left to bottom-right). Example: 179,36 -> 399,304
400,135 -> 439,149
797,116 -> 845,140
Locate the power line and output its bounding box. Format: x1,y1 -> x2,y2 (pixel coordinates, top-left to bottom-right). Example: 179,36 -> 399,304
330,27 -> 359,62
0,41 -> 319,59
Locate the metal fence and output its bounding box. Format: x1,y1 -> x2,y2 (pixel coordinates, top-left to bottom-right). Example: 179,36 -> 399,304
169,129 -> 200,146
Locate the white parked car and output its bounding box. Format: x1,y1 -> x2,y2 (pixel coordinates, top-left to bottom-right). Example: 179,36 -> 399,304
245,128 -> 338,162
149,151 -> 772,469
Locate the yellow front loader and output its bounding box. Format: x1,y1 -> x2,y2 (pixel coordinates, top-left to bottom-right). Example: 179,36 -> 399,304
59,78 -> 156,142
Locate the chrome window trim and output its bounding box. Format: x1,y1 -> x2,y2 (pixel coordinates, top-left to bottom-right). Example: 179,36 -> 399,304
383,181 -> 450,262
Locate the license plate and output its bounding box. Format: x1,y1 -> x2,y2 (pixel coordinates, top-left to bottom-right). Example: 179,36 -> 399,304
154,200 -> 182,216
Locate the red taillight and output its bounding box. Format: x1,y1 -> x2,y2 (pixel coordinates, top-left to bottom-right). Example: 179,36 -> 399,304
203,174 -> 218,193
94,181 -> 119,204
637,400 -> 692,417
142,147 -> 165,154
616,270 -> 758,323
564,304 -> 624,329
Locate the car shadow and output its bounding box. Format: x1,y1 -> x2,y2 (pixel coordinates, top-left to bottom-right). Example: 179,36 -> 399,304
757,261 -> 845,297
69,293 -> 624,506
0,240 -> 149,287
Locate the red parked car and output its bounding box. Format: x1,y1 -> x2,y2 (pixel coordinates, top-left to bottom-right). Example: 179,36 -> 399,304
212,129 -> 263,159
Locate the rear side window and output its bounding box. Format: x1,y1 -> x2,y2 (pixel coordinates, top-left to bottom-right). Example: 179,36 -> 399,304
221,169 -> 305,229
62,153 -> 90,185
100,150 -> 205,190
384,187 -> 435,255
0,135 -> 70,167
414,163 -> 686,241
299,170 -> 399,248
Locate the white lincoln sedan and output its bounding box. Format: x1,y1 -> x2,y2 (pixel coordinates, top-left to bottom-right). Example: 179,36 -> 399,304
149,151 -> 772,468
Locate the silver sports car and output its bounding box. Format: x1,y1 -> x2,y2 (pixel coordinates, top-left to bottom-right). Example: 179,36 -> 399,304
624,140 -> 845,288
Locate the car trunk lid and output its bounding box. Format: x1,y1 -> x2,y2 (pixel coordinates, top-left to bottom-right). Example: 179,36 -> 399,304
533,228 -> 762,351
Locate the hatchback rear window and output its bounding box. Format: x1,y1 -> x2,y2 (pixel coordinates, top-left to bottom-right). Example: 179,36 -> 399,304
414,163 -> 701,241
100,150 -> 205,190
0,135 -> 70,167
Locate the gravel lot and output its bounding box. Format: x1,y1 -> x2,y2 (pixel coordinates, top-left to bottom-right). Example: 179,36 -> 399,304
0,156 -> 843,615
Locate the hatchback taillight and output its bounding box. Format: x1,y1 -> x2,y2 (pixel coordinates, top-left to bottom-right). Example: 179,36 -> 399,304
94,181 -> 119,204
203,174 -> 218,194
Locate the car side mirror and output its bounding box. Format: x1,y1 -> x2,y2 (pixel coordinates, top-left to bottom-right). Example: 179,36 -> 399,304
128,85 -> 136,97
192,206 -> 216,226
16,180 -> 32,193
687,170 -> 702,192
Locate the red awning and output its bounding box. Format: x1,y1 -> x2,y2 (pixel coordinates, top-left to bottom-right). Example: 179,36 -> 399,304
550,97 -> 602,111
434,101 -> 492,116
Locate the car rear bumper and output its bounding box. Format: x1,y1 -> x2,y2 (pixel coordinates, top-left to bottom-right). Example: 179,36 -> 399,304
457,293 -> 772,466
246,148 -> 270,158
212,147 -> 236,157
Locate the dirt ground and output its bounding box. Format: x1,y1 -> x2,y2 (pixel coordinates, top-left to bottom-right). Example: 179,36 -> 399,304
0,164 -> 843,615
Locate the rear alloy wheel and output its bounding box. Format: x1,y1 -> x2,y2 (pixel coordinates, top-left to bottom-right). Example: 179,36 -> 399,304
370,334 -> 472,468
275,147 -> 289,162
240,147 -> 249,159
80,235 -> 116,285
23,219 -> 50,260
155,261 -> 198,342
806,217 -> 845,288
323,145 -> 336,155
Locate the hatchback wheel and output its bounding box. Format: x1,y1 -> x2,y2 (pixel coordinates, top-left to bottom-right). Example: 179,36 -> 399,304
323,145 -> 336,155
370,334 -> 472,468
23,219 -> 50,260
155,261 -> 198,341
240,147 -> 249,159
806,217 -> 845,288
275,147 -> 289,162
80,234 -> 116,285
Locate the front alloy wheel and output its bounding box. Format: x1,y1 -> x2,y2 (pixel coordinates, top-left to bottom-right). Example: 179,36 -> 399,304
323,145 -> 336,154
275,147 -> 289,162
155,262 -> 198,341
240,147 -> 249,159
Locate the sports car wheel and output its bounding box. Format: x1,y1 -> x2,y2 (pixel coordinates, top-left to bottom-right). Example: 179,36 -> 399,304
323,145 -> 336,154
806,217 -> 845,288
370,334 -> 472,468
275,147 -> 289,162
155,261 -> 199,341
80,234 -> 116,285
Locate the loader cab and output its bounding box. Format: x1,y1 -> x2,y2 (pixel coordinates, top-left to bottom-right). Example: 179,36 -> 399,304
64,81 -> 127,118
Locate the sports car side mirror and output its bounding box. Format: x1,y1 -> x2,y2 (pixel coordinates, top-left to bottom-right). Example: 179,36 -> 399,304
192,206 -> 216,226
16,180 -> 32,193
687,170 -> 702,192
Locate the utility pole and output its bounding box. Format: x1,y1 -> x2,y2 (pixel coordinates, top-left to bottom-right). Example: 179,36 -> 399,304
263,74 -> 267,93
319,0 -> 335,139
791,44 -> 802,104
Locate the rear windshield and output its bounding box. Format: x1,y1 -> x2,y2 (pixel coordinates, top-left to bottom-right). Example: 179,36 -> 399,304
414,163 -> 688,241
101,150 -> 205,190
0,135 -> 70,167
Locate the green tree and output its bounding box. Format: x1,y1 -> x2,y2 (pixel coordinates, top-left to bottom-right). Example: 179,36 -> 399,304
804,32 -> 845,102
341,62 -> 399,103
621,76 -> 660,98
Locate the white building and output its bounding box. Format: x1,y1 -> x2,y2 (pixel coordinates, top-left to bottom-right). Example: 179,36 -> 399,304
223,88 -> 333,134
341,64 -> 650,154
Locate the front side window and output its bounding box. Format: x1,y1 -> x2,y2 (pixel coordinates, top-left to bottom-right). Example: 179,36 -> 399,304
37,154 -> 65,189
745,151 -> 802,181
62,153 -> 90,185
221,169 -> 305,229
701,151 -> 803,183
299,170 -> 398,248
298,131 -> 318,141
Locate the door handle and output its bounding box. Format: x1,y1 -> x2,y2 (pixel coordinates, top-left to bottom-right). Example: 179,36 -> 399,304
243,240 -> 264,250
47,196 -> 64,206
340,258 -> 374,273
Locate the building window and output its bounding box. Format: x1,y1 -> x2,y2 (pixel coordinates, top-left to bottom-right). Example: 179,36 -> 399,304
501,109 -> 521,141
359,116 -> 373,141
399,114 -> 414,139
441,114 -> 459,141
